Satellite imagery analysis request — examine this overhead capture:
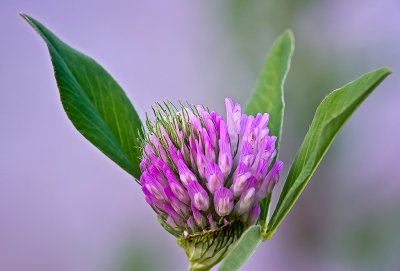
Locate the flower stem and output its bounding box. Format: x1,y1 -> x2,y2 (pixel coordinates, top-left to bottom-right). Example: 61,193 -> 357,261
188,264 -> 211,271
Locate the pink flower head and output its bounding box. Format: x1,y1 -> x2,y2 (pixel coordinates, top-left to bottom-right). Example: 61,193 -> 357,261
140,99 -> 283,235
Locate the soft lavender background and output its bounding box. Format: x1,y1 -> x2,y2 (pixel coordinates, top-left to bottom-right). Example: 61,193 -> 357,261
1,1 -> 399,270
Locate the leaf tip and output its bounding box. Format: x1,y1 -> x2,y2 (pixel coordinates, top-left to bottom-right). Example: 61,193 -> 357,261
20,13 -> 39,32
378,66 -> 393,76
20,14 -> 51,47
283,28 -> 294,38
280,29 -> 295,45
370,67 -> 392,83
20,13 -> 32,23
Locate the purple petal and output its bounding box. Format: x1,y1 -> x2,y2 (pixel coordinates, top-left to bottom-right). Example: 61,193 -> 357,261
195,139 -> 206,178
163,203 -> 184,227
141,172 -> 166,201
218,144 -> 232,178
148,164 -> 167,186
256,129 -> 270,149
241,115 -> 254,147
187,181 -> 210,211
235,176 -> 257,216
165,187 -> 189,216
231,162 -> 252,198
211,112 -> 222,137
191,204 -> 205,228
169,145 -> 179,166
143,187 -> 164,210
188,110 -> 202,133
214,187 -> 234,217
164,172 -> 190,205
202,128 -> 215,162
239,115 -> 248,137
256,160 -> 284,200
177,158 -> 197,186
206,119 -> 217,147
218,119 -> 233,177
251,137 -> 269,171
225,98 -> 241,151
204,162 -> 224,194
254,113 -> 269,129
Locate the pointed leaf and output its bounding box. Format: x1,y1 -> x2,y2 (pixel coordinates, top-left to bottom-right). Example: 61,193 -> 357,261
267,68 -> 391,237
243,30 -> 294,228
22,14 -> 143,180
218,225 -> 262,271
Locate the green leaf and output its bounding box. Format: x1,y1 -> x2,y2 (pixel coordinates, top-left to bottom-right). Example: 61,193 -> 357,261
244,29 -> 294,154
22,14 -> 143,180
267,68 -> 391,237
218,225 -> 262,271
243,30 -> 294,229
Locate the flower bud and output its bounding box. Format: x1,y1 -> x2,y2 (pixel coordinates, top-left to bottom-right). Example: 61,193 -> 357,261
218,119 -> 233,177
235,176 -> 257,215
187,181 -> 210,211
257,160 -> 284,200
225,98 -> 242,151
139,99 -> 283,270
214,187 -> 234,217
231,162 -> 252,198
177,158 -> 197,186
204,162 -> 224,194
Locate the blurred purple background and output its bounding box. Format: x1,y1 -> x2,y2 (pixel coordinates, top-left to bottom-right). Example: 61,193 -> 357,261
1,1 -> 399,270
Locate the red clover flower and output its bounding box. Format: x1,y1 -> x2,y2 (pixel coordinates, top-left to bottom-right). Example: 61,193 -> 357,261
140,98 -> 283,269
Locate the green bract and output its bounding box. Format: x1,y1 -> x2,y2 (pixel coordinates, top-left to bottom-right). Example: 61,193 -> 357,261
23,14 -> 391,271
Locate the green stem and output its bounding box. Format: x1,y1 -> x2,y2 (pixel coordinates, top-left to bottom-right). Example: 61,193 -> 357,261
188,263 -> 211,271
